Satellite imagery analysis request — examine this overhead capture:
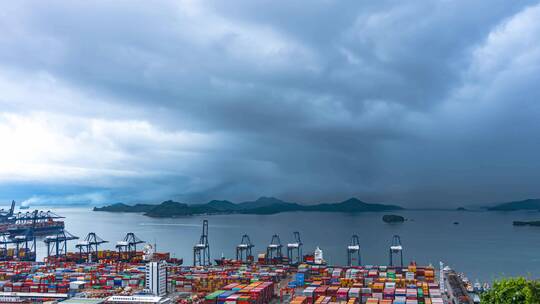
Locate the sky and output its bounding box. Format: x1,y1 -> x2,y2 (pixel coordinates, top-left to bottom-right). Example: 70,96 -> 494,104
1,0 -> 540,207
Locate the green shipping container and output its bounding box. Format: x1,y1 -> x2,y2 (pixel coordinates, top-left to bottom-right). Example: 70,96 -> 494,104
205,290 -> 225,300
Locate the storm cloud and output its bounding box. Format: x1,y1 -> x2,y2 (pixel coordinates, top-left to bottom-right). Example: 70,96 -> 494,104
1,0 -> 540,206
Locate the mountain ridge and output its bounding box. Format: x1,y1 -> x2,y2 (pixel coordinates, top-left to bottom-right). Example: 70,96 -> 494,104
486,198 -> 540,211
93,196 -> 403,217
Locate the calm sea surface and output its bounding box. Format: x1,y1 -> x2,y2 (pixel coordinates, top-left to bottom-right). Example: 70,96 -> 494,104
30,207 -> 540,282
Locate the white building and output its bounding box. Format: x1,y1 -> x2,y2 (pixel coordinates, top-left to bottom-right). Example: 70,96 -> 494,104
314,247 -> 324,265
145,261 -> 167,296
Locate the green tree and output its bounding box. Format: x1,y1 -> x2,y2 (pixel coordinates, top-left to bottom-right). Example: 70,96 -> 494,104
481,277 -> 540,304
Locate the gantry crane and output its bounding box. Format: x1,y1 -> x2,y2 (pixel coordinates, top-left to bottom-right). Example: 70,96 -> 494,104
0,200 -> 16,223
0,233 -> 11,261
266,234 -> 283,264
236,234 -> 254,262
44,230 -> 78,258
193,220 -> 210,266
12,229 -> 36,261
347,234 -> 361,266
76,232 -> 108,262
0,230 -> 36,261
116,233 -> 144,260
389,235 -> 403,266
287,231 -> 303,265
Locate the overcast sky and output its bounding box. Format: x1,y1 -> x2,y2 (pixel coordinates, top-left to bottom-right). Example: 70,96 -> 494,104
1,0 -> 540,207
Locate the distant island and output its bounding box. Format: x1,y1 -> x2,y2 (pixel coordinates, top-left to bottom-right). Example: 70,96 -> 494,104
93,197 -> 403,217
382,214 -> 405,223
487,198 -> 540,211
513,220 -> 540,227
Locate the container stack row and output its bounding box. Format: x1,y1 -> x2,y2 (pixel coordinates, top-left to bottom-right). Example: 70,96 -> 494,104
167,264 -> 290,293
204,281 -> 275,304
293,265 -> 443,304
45,250 -> 180,264
0,261 -> 145,299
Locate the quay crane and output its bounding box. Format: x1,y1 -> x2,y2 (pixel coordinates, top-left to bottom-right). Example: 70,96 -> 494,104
236,234 -> 254,262
44,230 -> 79,259
389,235 -> 404,266
13,210 -> 64,224
0,201 -> 16,223
0,230 -> 36,261
287,231 -> 303,265
0,233 -> 11,260
193,220 -> 210,266
76,232 -> 108,262
266,234 -> 283,264
347,234 -> 361,266
12,230 -> 37,262
116,233 -> 144,260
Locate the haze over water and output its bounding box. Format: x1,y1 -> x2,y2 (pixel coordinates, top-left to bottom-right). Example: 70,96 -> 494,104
34,207 -> 540,283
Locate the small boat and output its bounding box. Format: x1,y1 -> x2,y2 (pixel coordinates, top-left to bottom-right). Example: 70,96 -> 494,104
214,252 -> 229,266
215,257 -> 235,265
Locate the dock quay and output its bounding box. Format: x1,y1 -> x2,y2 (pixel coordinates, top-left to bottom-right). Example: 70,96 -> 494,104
441,268 -> 477,304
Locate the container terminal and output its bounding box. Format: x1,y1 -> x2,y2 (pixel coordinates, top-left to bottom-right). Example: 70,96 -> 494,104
0,203 -> 482,304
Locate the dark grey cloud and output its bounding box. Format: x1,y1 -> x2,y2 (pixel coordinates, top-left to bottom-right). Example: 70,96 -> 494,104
1,0 -> 540,206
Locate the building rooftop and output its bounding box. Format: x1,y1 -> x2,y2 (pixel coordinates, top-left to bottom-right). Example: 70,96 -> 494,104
61,299 -> 106,304
0,291 -> 68,299
106,295 -> 170,303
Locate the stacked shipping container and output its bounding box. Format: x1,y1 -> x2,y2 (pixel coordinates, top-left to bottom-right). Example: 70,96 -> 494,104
203,282 -> 275,304
0,261 -> 145,300
292,264 -> 443,304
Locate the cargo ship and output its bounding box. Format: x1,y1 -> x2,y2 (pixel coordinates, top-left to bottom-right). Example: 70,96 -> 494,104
213,248 -> 327,267
214,252 -> 254,265
0,202 -> 65,236
214,257 -> 253,266
6,220 -> 65,236
302,247 -> 327,265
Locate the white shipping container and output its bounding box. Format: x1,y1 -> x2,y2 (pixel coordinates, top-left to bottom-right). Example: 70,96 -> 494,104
69,281 -> 85,290
349,287 -> 361,298
303,287 -> 316,297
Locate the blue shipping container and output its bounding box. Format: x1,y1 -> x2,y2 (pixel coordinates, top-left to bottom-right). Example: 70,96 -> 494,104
296,273 -> 305,286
